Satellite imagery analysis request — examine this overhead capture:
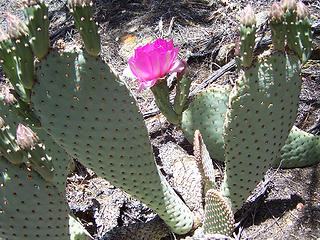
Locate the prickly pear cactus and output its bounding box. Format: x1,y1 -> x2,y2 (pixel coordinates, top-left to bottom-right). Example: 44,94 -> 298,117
182,87 -> 230,162
0,156 -> 91,240
23,0 -> 50,59
30,47 -> 193,234
203,189 -> 234,236
0,157 -> 70,239
272,126 -> 320,168
219,1 -> 313,213
0,83 -> 91,239
193,131 -> 234,236
0,90 -> 72,194
222,51 -> 302,211
0,0 -> 194,236
181,0 -> 316,236
182,86 -> 320,169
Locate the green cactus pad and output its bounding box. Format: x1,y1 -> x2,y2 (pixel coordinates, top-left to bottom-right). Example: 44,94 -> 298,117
272,126 -> 320,168
182,87 -> 230,162
33,129 -> 71,193
0,38 -> 18,86
10,33 -> 35,90
0,100 -> 71,194
23,144 -> 56,182
193,130 -> 217,195
0,157 -> 70,240
174,75 -> 192,116
31,49 -> 193,234
0,39 -> 29,102
222,52 -> 302,211
0,121 -> 23,165
182,86 -> 320,170
295,17 -> 312,63
203,189 -> 234,236
23,1 -> 50,59
68,1 -> 101,56
8,99 -> 41,127
239,25 -> 256,68
284,6 -> 301,57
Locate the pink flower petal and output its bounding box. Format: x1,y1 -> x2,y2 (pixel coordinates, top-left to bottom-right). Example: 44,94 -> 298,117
168,60 -> 185,73
127,39 -> 181,89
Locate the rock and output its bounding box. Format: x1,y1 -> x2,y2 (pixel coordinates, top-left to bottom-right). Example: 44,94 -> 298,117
159,142 -> 204,220
215,43 -> 235,66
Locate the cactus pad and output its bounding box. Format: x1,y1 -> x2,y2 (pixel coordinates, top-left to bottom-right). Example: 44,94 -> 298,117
1,101 -> 71,194
222,52 -> 302,211
203,189 -> 234,236
0,157 -> 70,240
181,87 -> 230,162
31,49 -> 193,234
182,86 -> 320,170
23,0 -> 50,58
193,130 -> 217,195
273,126 -> 320,168
68,0 -> 100,56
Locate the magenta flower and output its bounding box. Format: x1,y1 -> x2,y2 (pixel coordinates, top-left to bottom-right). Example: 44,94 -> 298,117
126,39 -> 185,91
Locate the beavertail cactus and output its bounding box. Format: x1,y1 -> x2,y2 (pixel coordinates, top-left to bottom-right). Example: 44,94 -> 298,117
0,0 -> 194,237
0,84 -> 86,239
0,156 -> 91,240
193,131 -> 234,236
181,85 -> 320,169
126,0 -> 317,237
30,48 -> 193,233
0,0 -> 318,238
270,2 -> 286,50
179,0 -> 316,236
0,117 -> 23,165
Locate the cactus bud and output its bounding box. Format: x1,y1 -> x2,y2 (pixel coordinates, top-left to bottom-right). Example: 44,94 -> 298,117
16,123 -> 39,149
270,2 -> 285,23
297,1 -> 309,19
2,85 -> 17,105
6,13 -> 29,39
280,0 -> 297,12
240,5 -> 256,27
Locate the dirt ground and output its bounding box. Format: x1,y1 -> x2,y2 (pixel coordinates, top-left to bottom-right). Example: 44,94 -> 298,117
1,0 -> 320,239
